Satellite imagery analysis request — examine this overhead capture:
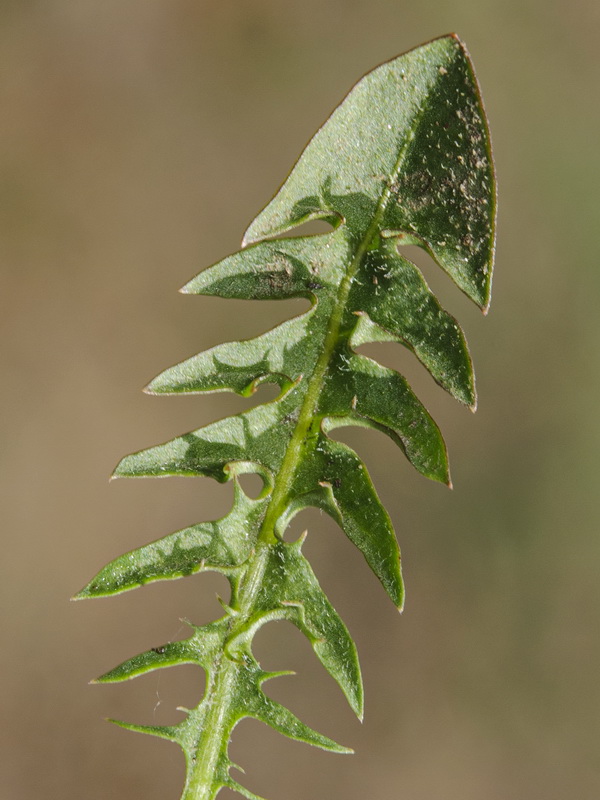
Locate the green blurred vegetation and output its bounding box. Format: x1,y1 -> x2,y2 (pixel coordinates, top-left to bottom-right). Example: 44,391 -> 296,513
1,2 -> 599,798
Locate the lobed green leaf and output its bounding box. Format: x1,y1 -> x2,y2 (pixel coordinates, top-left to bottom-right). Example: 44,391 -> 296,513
84,34 -> 495,800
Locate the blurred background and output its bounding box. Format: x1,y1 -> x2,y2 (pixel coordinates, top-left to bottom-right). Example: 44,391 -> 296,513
2,1 -> 599,798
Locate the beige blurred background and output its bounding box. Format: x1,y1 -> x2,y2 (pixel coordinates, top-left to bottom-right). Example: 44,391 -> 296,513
2,1 -> 599,798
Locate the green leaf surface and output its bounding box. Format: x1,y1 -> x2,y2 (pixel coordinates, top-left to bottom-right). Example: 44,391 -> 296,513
256,538 -> 363,717
77,487 -> 266,598
244,35 -> 494,310
350,239 -> 476,406
83,34 -> 495,800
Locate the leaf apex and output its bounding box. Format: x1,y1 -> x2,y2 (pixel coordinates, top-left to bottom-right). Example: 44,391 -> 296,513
295,530 -> 308,549
261,669 -> 296,683
142,380 -> 160,395
396,588 -> 406,613
106,717 -> 179,742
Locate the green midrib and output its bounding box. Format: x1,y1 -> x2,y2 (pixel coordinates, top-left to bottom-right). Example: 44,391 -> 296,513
183,93 -> 430,798
181,546 -> 271,800
256,92 -> 429,545
182,658 -> 236,799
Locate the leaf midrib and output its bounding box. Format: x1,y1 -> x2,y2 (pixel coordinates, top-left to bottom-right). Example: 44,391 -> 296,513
255,82 -> 435,549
